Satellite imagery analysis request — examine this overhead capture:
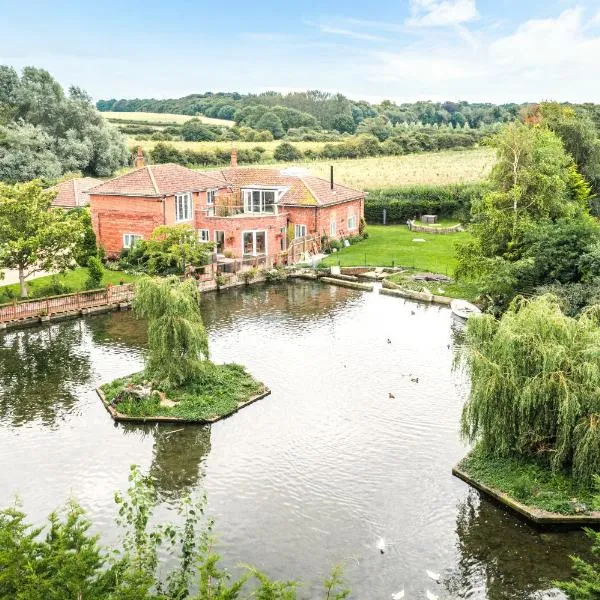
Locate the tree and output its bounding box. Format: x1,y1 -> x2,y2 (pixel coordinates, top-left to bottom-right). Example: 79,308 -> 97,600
331,114 -> 356,134
133,277 -> 209,388
0,66 -> 128,182
254,111 -> 285,139
0,180 -> 84,297
85,256 -> 104,290
181,119 -> 216,142
356,116 -> 392,141
456,295 -> 600,484
273,142 -> 302,162
128,224 -> 212,275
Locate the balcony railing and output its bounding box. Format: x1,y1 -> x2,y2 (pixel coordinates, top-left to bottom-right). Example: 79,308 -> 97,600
206,205 -> 280,218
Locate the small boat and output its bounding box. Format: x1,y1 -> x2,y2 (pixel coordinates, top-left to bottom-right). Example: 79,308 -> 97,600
450,299 -> 481,323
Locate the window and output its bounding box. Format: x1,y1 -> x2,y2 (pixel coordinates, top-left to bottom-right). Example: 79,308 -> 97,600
198,229 -> 210,242
123,233 -> 143,249
330,219 -> 336,236
294,224 -> 307,238
242,189 -> 276,214
280,227 -> 286,251
207,190 -> 216,217
175,192 -> 193,222
348,214 -> 357,230
215,230 -> 225,254
242,230 -> 267,256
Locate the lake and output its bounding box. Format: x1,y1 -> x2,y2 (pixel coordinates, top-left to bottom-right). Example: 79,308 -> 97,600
0,281 -> 588,599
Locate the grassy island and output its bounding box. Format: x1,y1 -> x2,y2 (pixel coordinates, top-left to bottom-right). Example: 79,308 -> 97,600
100,365 -> 268,422
99,276 -> 269,424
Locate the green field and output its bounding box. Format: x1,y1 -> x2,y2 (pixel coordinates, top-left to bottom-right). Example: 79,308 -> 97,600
320,225 -> 470,274
0,268 -> 140,304
104,111 -> 235,127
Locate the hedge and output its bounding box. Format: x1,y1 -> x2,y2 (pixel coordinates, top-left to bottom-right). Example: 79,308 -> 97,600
364,183 -> 489,224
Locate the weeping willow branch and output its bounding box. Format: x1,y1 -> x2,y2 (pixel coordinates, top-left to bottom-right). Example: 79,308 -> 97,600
133,276 -> 209,388
455,294 -> 600,484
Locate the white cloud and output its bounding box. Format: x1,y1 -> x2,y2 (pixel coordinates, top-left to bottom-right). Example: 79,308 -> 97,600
317,25 -> 388,41
406,0 -> 478,27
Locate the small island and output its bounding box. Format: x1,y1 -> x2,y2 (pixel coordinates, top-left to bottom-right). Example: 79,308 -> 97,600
454,294 -> 600,524
98,276 -> 269,424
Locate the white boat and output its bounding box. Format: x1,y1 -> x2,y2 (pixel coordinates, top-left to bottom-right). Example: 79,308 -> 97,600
450,299 -> 481,322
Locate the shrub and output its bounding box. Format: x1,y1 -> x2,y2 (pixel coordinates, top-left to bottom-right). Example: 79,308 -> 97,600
85,256 -> 104,290
273,142 -> 302,162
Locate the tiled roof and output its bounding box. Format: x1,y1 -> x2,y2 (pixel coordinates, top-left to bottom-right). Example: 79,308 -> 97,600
207,167 -> 364,207
50,177 -> 102,208
87,164 -> 227,197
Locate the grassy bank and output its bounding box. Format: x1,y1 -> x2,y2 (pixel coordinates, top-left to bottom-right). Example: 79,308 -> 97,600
320,224 -> 470,274
459,446 -> 596,515
101,365 -> 266,422
0,268 -> 140,304
386,271 -> 479,301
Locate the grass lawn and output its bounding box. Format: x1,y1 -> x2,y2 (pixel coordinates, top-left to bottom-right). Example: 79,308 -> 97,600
459,446 -> 596,515
320,224 -> 470,274
104,111 -> 234,128
101,365 -> 266,422
0,268 -> 140,304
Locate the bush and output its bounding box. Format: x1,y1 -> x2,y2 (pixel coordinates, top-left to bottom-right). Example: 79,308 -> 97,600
273,142 -> 302,162
33,276 -> 73,298
364,183 -> 488,224
85,256 -> 104,290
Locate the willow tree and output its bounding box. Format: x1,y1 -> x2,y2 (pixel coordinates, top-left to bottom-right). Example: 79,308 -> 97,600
133,277 -> 209,388
456,294 -> 600,483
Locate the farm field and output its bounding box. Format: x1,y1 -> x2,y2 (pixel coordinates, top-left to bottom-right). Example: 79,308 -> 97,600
319,224 -> 471,274
104,111 -> 235,127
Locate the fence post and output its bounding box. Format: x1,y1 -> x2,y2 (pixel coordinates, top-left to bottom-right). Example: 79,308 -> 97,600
76,292 -> 81,310
45,299 -> 50,316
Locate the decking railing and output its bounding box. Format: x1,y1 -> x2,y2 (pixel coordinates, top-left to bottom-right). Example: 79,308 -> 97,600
0,284 -> 135,323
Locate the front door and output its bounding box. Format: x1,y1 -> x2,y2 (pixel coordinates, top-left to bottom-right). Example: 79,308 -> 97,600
215,230 -> 225,254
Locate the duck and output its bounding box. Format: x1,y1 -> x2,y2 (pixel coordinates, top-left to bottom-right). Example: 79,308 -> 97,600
389,392 -> 395,399
376,538 -> 386,554
411,377 -> 419,384
387,338 -> 392,344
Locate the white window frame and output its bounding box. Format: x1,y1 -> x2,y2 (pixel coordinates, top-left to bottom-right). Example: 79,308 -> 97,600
294,224 -> 307,238
175,192 -> 193,222
198,229 -> 210,242
348,214 -> 357,231
241,230 -> 268,257
242,189 -> 278,215
206,189 -> 216,217
123,233 -> 143,249
330,219 -> 336,236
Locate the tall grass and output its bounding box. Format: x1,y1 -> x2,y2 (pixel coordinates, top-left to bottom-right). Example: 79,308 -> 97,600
104,111 -> 235,127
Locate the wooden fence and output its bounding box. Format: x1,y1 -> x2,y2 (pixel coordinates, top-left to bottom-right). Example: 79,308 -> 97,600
0,284 -> 135,324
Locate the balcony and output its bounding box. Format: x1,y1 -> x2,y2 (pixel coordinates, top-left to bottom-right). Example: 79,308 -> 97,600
206,205 -> 282,218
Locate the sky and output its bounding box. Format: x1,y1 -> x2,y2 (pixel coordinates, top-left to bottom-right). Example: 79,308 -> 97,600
2,0 -> 600,104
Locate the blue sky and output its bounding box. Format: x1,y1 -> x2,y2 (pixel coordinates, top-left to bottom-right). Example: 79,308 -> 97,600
2,0 -> 600,103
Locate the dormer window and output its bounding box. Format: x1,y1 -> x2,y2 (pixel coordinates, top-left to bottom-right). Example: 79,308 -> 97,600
175,192 -> 193,222
242,189 -> 277,214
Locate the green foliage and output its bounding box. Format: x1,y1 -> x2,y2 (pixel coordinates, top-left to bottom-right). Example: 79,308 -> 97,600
0,65 -> 128,182
85,256 -> 104,290
181,119 -> 217,142
255,111 -> 285,139
273,142 -> 302,162
0,180 -> 85,297
73,208 -> 98,267
364,182 -> 487,224
456,294 -> 600,484
133,277 -> 209,388
0,464 -> 351,599
125,224 -> 213,276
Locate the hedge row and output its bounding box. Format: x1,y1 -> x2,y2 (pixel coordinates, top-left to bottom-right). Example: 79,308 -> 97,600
364,183 -> 489,224
149,143 -> 265,166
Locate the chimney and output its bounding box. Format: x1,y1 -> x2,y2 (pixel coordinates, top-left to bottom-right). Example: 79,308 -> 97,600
231,148 -> 238,168
135,146 -> 144,168
330,165 -> 334,191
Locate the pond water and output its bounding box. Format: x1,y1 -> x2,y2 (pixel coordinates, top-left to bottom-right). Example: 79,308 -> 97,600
0,281 -> 589,599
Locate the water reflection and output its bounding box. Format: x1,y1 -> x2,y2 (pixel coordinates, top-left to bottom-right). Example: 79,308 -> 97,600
123,424 -> 212,501
0,322 -> 91,426
446,490 -> 589,600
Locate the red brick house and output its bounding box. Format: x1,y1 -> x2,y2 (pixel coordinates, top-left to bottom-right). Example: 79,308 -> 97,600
88,151 -> 364,262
